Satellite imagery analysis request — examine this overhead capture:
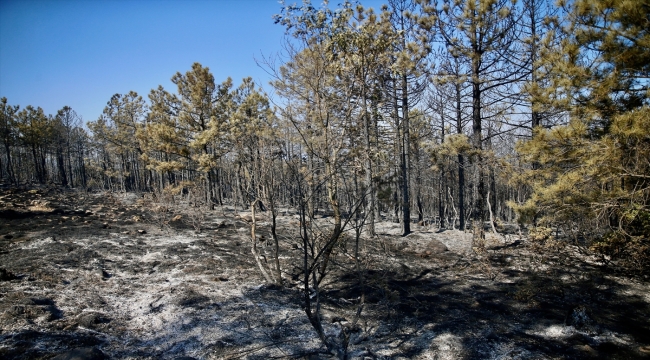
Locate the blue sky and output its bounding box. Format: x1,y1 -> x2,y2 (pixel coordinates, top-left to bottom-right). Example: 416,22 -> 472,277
1,0 -> 388,124
0,0 -> 297,123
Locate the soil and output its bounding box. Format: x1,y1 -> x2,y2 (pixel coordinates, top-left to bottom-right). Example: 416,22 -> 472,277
0,187 -> 649,359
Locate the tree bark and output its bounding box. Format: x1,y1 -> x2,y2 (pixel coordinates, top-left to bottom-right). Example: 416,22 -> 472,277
401,73 -> 411,236
471,48 -> 486,236
455,81 -> 467,231
250,200 -> 274,284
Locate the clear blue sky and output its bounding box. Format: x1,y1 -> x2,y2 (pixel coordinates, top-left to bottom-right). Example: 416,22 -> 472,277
0,0 -> 294,123
1,0 -> 387,124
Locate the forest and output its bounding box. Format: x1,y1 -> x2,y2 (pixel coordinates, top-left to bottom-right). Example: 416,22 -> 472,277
1,0 -> 649,359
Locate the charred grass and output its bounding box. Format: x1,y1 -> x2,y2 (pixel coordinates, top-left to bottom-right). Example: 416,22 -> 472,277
0,187 -> 649,359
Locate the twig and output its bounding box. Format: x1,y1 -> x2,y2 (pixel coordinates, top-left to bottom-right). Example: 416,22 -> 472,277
223,339 -> 300,360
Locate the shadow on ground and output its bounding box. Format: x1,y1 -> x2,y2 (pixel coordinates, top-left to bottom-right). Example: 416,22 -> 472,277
1,187 -> 649,359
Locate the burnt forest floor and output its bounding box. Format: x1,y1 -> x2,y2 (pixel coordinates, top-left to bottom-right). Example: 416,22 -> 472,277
0,186 -> 649,359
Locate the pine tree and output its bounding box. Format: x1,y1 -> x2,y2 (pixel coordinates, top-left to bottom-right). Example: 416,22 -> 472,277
420,0 -> 526,238
0,98 -> 19,184
16,106 -> 52,184
517,0 -> 650,270
145,63 -> 232,207
387,0 -> 430,236
88,93 -> 148,191
327,4 -> 397,236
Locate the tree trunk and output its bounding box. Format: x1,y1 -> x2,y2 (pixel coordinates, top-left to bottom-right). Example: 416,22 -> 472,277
57,149 -> 68,187
401,73 -> 411,236
363,87 -> 376,237
458,154 -> 466,230
455,80 -> 467,231
318,160 -> 342,283
471,54 -> 485,237
250,200 -> 274,284
487,188 -> 498,235
32,145 -> 42,184
268,193 -> 282,285
4,143 -> 16,185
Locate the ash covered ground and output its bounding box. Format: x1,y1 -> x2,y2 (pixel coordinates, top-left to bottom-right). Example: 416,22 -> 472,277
0,187 -> 649,359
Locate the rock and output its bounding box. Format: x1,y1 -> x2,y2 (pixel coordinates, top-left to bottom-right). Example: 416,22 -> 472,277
77,312 -> 111,329
8,305 -> 25,315
574,344 -> 598,357
176,290 -> 210,308
426,239 -> 448,254
51,347 -> 107,360
216,220 -> 233,228
3,234 -> 13,239
0,268 -> 17,281
26,297 -> 54,306
94,268 -> 111,280
137,229 -> 147,234
11,298 -> 61,321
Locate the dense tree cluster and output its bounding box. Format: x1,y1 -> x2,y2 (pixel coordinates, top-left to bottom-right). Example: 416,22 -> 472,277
1,99 -> 88,188
1,0 -> 648,355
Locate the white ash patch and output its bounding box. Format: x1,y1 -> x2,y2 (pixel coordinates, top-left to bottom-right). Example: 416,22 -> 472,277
429,332 -> 464,360
140,251 -> 164,262
17,236 -> 56,250
529,324 -> 572,339
486,343 -> 537,360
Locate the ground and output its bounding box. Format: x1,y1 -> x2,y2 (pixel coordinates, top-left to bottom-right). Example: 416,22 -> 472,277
0,186 -> 649,359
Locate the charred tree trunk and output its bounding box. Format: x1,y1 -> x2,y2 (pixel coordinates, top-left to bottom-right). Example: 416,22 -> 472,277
400,73 -> 411,236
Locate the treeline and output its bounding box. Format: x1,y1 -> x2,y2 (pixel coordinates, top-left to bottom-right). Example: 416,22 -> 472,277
0,99 -> 88,188
1,0 -> 648,268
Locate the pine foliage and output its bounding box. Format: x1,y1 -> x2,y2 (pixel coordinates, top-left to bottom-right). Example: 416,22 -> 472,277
516,0 -> 650,271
